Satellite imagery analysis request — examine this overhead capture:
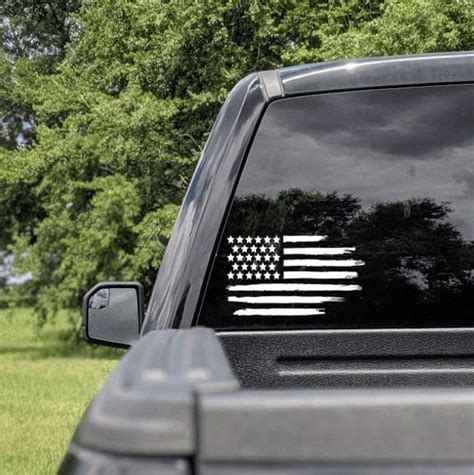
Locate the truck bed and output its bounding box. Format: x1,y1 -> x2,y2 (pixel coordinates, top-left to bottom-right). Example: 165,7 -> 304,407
60,328 -> 474,474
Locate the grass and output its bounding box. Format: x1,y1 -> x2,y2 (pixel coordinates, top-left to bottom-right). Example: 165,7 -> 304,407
0,308 -> 124,474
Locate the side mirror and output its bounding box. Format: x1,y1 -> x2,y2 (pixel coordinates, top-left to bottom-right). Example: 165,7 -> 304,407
83,282 -> 144,347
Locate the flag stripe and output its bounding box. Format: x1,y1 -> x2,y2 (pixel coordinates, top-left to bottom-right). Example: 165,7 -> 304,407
284,247 -> 356,255
283,235 -> 326,242
283,271 -> 357,280
284,259 -> 364,267
228,283 -> 361,291
234,308 -> 325,316
226,235 -> 365,318
229,296 -> 344,304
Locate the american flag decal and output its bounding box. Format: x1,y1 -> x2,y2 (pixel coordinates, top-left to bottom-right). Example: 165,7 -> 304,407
226,235 -> 364,316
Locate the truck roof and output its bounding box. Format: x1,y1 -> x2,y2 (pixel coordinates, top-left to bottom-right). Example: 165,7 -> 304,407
260,51 -> 474,99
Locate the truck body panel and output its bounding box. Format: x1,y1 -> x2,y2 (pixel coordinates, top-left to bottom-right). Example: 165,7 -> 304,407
62,52 -> 474,474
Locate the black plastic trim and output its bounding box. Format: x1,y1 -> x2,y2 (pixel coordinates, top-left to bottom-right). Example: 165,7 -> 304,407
70,328 -> 239,456
59,444 -> 191,475
258,70 -> 284,100
218,328 -> 474,389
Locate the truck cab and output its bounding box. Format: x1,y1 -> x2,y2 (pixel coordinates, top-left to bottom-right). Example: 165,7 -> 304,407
62,52 -> 474,474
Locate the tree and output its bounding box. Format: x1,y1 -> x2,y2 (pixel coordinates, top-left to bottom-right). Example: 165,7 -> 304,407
0,1 -> 81,149
0,0 -> 472,323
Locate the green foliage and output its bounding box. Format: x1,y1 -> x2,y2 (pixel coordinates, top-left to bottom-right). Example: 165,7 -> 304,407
0,52 -> 35,149
0,0 -> 81,149
317,0 -> 474,59
0,0 -> 472,322
0,0 -> 81,59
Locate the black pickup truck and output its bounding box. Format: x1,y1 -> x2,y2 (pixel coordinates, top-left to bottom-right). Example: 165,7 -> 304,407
60,52 -> 474,474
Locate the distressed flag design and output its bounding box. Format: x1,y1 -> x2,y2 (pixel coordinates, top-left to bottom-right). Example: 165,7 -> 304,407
226,235 -> 364,317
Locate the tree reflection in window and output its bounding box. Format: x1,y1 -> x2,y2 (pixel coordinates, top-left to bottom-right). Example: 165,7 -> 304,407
201,189 -> 473,329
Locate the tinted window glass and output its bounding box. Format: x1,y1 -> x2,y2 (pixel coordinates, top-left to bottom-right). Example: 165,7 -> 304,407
199,85 -> 474,330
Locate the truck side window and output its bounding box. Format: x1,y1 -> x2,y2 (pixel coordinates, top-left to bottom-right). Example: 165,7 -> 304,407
199,85 -> 474,330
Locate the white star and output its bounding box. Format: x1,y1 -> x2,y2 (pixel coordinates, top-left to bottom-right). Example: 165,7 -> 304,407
236,236 -> 244,243
246,272 -> 252,279
273,236 -> 279,243
232,245 -> 239,253
227,272 -> 234,279
255,236 -> 262,244
259,263 -> 267,271
264,272 -> 271,279
269,263 -> 276,271
236,272 -> 243,279
250,245 -> 257,253
227,254 -> 235,262
264,235 -> 271,243
241,245 -> 248,253
245,236 -> 252,243
250,263 -> 257,271
236,254 -> 243,262
268,244 -> 276,253
241,263 -> 248,271
255,272 -> 262,279
255,254 -> 262,262
232,263 -> 239,271
246,254 -> 253,261
273,272 -> 280,279
264,254 -> 271,261
227,236 -> 234,243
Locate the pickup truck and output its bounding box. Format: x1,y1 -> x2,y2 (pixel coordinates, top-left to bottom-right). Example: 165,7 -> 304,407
60,52 -> 474,474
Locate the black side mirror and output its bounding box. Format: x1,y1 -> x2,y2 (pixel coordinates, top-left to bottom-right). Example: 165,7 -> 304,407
83,282 -> 144,347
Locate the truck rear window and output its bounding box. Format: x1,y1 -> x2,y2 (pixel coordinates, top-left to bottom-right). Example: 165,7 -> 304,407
199,84 -> 474,330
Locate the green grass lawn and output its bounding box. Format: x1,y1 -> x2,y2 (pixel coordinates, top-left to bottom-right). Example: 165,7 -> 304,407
0,308 -> 124,474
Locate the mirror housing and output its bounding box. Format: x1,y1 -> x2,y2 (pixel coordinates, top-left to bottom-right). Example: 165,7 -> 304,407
83,282 -> 145,347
